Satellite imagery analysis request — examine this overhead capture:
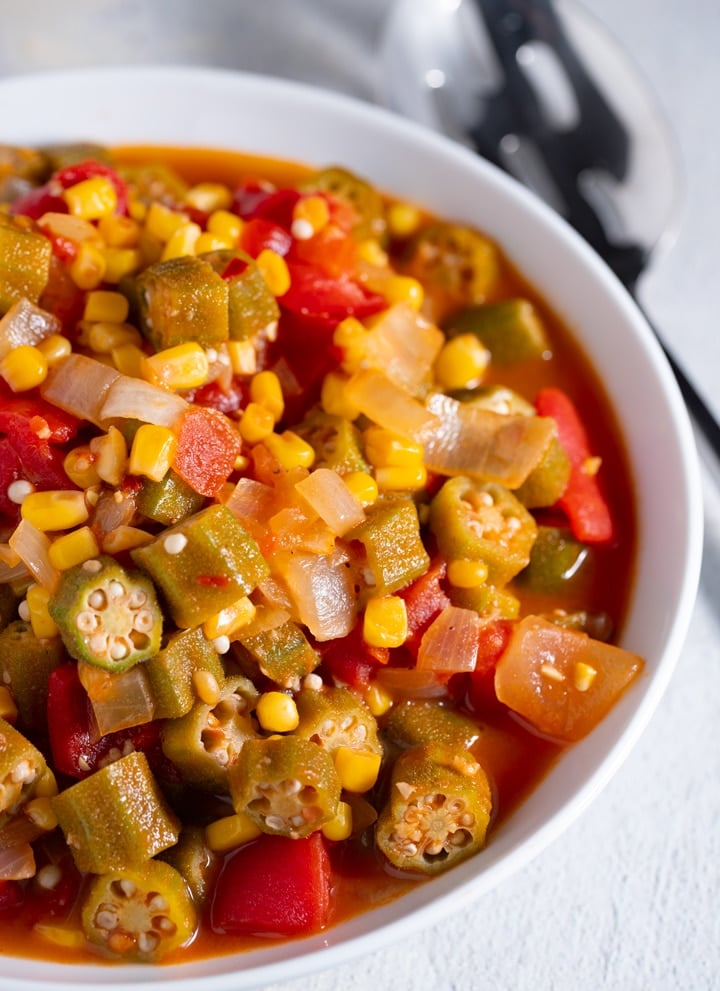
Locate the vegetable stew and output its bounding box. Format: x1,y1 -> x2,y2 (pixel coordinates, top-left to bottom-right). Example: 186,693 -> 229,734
0,144 -> 643,963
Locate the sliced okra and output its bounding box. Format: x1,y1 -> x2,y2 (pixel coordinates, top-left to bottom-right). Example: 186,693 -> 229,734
0,717 -> 48,828
0,620 -> 65,732
230,736 -> 341,839
161,675 -> 259,792
145,627 -> 226,720
234,619 -> 320,690
348,497 -> 430,597
48,556 -> 162,672
81,859 -> 197,962
51,750 -> 180,874
375,743 -> 492,875
445,298 -> 550,365
384,700 -> 482,752
295,685 -> 382,757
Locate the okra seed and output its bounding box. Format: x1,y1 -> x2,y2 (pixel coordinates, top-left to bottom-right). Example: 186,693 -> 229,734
89,632 -> 109,655
11,760 -> 35,784
109,640 -> 129,661
127,589 -> 147,608
138,931 -> 160,954
163,533 -> 188,555
264,814 -> 286,831
88,590 -> 108,610
76,610 -> 99,633
132,609 -> 154,633
18,600 -> 30,622
95,908 -> 119,930
147,893 -> 168,912
108,581 -> 126,600
82,559 -> 103,573
36,864 -> 63,890
153,916 -> 177,934
7,479 -> 35,504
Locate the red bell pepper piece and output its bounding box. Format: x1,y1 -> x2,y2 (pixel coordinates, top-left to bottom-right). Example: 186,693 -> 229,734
398,558 -> 451,654
211,833 -> 331,937
172,405 -> 242,498
46,664 -> 163,780
232,183 -> 300,229
319,623 -> 388,689
280,263 -> 387,327
11,159 -> 129,219
241,217 -> 293,258
535,387 -> 614,543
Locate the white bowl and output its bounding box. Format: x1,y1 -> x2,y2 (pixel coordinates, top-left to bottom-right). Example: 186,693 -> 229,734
0,66 -> 703,991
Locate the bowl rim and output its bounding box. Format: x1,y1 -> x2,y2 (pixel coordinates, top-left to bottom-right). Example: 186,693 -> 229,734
0,64 -> 704,991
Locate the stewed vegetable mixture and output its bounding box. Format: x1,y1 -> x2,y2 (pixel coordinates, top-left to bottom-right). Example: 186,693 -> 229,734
0,144 -> 643,963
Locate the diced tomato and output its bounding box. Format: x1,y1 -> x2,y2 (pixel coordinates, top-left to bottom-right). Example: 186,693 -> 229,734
466,619 -> 515,715
241,217 -> 293,258
172,405 -> 242,498
280,263 -> 387,327
0,881 -> 23,912
46,664 -> 164,780
0,392 -> 80,444
399,559 -> 451,654
535,387 -> 614,543
319,623 -> 388,689
185,376 -> 249,416
10,160 -> 129,219
210,833 -> 331,937
289,222 -> 357,279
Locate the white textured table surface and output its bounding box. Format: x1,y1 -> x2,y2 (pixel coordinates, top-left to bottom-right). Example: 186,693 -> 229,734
2,2 -> 718,989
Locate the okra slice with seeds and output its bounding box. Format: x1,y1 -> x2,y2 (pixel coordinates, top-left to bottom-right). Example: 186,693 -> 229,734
161,675 -> 259,792
348,498 -> 430,598
233,619 -> 320,690
145,627 -> 226,720
230,736 -> 341,839
48,556 -> 162,672
384,700 -> 482,752
0,717 -> 49,828
295,685 -> 382,757
375,744 -> 492,875
51,750 -> 180,874
81,859 -> 197,962
0,620 -> 65,731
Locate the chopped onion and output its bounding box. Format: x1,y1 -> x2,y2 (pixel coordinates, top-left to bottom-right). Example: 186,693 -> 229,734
8,519 -> 59,591
225,477 -> 278,540
81,664 -> 156,736
284,548 -> 358,641
375,666 -> 451,700
0,843 -> 36,880
294,468 -> 366,536
40,354 -> 121,427
0,551 -> 31,585
416,393 -> 555,488
345,370 -> 439,437
99,374 -> 189,428
416,605 -> 481,673
361,303 -> 444,394
0,298 -> 61,360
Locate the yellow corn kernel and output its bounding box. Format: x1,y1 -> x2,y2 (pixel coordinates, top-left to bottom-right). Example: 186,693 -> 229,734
388,275 -> 424,310
226,339 -> 257,376
207,209 -> 243,244
0,686 -> 18,723
24,796 -> 58,832
161,221 -> 202,261
342,471 -> 378,507
36,334 -> 72,366
185,182 -> 233,213
322,800 -> 353,842
573,661 -> 598,693
89,425 -> 128,487
365,681 -> 393,717
63,446 -> 101,489
202,596 -> 256,640
142,341 -> 209,391
363,595 -> 408,649
334,747 -> 382,793
128,196 -> 147,223
0,345 -> 48,392
250,370 -> 284,423
263,430 -> 315,470
25,583 -> 60,639
320,370 -> 360,419
83,290 -> 130,324
447,558 -> 489,589
292,195 -> 330,238
97,212 -> 140,248
129,424 -> 177,482
102,247 -> 141,283
356,239 -> 389,267
70,241 -> 107,290
48,526 -> 101,571
256,691 -> 300,733
238,402 -> 275,444
363,426 -> 424,468
101,525 -> 154,554
111,342 -> 146,377
63,176 -> 117,220
332,316 -> 367,375
194,231 -> 233,254
32,924 -> 86,951
256,249 -> 291,296
387,202 -> 422,239
20,490 -> 89,531
144,201 -> 189,242
434,334 -> 491,391
86,321 -> 142,355
205,812 -> 262,853
374,464 -> 427,492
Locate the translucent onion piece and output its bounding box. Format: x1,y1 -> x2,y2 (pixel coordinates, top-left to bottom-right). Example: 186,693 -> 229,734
0,298 -> 61,360
40,354 -> 120,428
374,666 -> 451,700
284,548 -> 357,641
8,519 -> 59,591
225,477 -> 278,540
99,374 -> 189,428
416,393 -> 555,488
294,468 -> 366,536
416,605 -> 481,673
0,554 -> 31,585
82,664 -> 156,736
361,303 -> 444,394
0,843 -> 36,880
344,370 -> 439,437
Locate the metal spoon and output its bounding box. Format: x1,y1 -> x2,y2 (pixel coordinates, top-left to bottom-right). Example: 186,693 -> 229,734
379,0 -> 720,457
